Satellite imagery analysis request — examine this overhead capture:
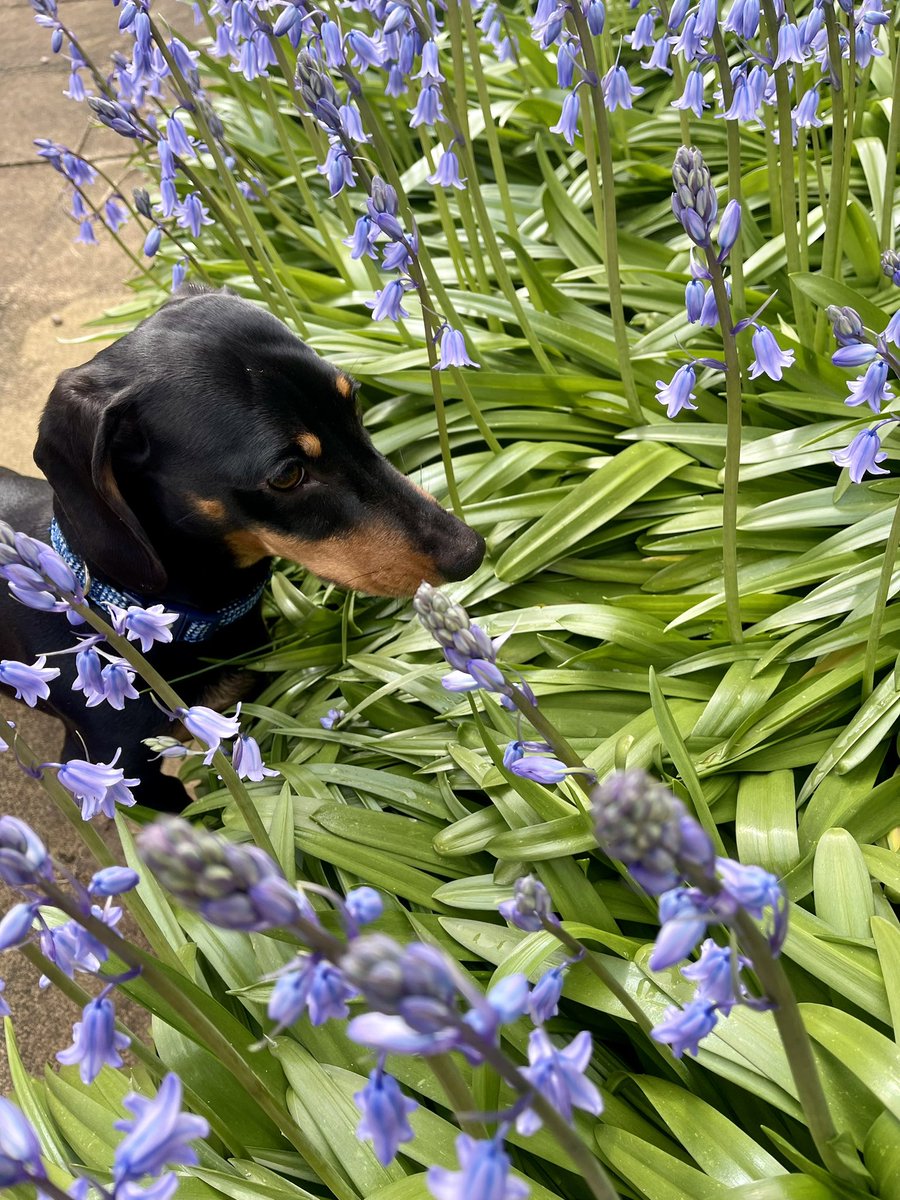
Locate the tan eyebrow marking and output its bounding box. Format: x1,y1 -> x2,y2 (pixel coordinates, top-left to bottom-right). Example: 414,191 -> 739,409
189,496 -> 226,520
336,373 -> 354,399
295,432 -> 322,457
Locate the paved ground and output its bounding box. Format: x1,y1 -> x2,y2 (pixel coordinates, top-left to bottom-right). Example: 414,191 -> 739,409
0,0 -> 179,1094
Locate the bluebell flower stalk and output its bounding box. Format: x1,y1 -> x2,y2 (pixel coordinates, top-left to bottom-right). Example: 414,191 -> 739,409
591,769 -> 856,1181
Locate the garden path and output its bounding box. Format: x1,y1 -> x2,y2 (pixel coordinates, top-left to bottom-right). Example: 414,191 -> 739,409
0,0 -> 179,1092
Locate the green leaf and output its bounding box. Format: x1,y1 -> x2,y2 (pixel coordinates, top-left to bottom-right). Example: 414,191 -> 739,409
495,443 -> 689,582
802,1004 -> 900,1119
736,772 -> 800,876
813,829 -> 876,940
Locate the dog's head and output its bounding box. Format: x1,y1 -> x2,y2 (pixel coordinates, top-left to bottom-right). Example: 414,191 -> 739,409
34,288 -> 485,598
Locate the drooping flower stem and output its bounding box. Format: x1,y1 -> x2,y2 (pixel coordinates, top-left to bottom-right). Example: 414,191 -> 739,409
69,599 -> 276,861
428,1053 -> 487,1138
703,250 -> 744,644
39,883 -> 358,1200
816,3 -> 848,353
567,4 -> 641,425
710,23 -> 745,314
760,0 -> 811,348
458,0 -> 517,235
881,28 -> 900,255
728,910 -> 861,1185
458,1028 -> 620,1200
149,20 -> 311,337
862,495 -> 900,697
540,916 -> 690,1082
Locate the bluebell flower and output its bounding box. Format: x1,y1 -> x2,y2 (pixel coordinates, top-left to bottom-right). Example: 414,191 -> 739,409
556,39 -> 577,88
585,0 -> 605,34
435,324 -> 478,369
346,887 -> 384,927
748,325 -> 795,381
0,657 -> 60,707
75,219 -> 98,247
601,64 -> 644,111
642,33 -> 672,72
626,8 -> 657,49
231,734 -> 279,782
667,0 -> 690,29
101,661 -> 140,710
410,83 -> 445,127
320,707 -> 345,729
794,86 -> 823,129
268,956 -> 354,1032
0,981 -> 9,1019
652,998 -> 717,1057
428,149 -> 467,190
0,1097 -> 45,1187
509,755 -> 568,785
166,114 -> 194,159
498,874 -> 555,931
428,1135 -> 528,1200
773,21 -> 807,67
671,146 -> 717,246
175,703 -> 241,753
833,426 -> 891,483
347,29 -> 383,70
355,1069 -> 418,1166
832,343 -> 877,368
716,859 -> 786,950
57,995 -> 130,1084
724,0 -> 759,37
0,816 -> 53,886
344,217 -> 380,261
367,280 -> 413,322
517,1028 -> 603,1135
114,1074 -> 209,1185
0,903 -> 38,952
550,91 -> 580,145
672,69 -> 706,118
107,602 -> 178,650
415,40 -> 444,81
682,939 -> 747,1014
648,887 -> 712,969
672,12 -> 702,60
717,199 -> 741,258
143,226 -> 162,257
175,193 -> 213,238
685,278 -> 705,323
103,196 -> 129,231
54,752 -> 139,820
846,357 -> 895,413
719,69 -> 760,122
89,866 -> 140,897
529,965 -> 564,1023
656,363 -> 698,417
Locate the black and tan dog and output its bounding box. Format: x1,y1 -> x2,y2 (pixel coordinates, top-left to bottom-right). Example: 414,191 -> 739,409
0,287 -> 484,809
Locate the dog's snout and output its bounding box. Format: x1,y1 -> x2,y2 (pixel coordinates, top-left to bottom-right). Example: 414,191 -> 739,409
433,522 -> 486,582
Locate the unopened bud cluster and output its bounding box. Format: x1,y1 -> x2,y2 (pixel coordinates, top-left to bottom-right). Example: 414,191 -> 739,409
671,146 -> 718,247
413,581 -> 495,667
591,769 -> 715,894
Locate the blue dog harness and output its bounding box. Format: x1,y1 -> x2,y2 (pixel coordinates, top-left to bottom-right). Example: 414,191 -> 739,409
50,518 -> 268,644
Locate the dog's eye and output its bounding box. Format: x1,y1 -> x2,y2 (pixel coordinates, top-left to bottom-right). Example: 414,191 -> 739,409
268,462 -> 306,491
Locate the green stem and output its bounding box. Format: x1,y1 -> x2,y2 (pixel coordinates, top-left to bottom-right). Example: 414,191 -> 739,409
69,600 -> 277,861
428,1054 -> 487,1137
762,0 -> 812,347
880,25 -> 900,253
862,493 -> 900,697
568,4 -> 642,424
816,4 -> 849,354
731,912 -> 861,1185
711,22 -> 745,315
543,918 -> 690,1082
705,249 -> 744,644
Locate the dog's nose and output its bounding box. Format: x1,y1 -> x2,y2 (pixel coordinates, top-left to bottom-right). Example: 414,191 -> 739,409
434,524 -> 486,582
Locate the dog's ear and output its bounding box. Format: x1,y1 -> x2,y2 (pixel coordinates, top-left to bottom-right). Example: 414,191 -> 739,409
34,366 -> 167,594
